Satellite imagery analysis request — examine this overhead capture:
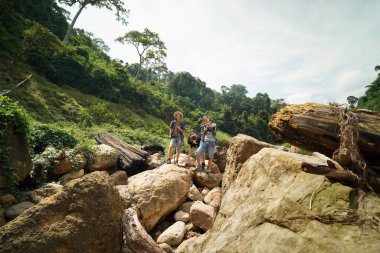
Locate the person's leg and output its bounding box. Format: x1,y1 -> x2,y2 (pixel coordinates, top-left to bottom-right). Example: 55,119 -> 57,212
187,146 -> 194,165
195,141 -> 206,169
207,141 -> 216,170
167,139 -> 175,163
175,137 -> 182,164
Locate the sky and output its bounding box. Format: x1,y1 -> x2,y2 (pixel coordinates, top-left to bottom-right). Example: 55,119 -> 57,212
63,0 -> 380,104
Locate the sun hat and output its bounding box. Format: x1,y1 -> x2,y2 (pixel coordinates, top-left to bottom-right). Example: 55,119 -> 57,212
173,111 -> 183,118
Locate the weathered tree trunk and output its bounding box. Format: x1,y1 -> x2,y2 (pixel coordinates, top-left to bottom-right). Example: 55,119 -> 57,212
122,208 -> 165,253
96,132 -> 149,175
269,103 -> 380,172
63,3 -> 86,45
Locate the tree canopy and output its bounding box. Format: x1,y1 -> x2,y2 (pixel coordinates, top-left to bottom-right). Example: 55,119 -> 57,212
59,0 -> 129,44
116,28 -> 167,83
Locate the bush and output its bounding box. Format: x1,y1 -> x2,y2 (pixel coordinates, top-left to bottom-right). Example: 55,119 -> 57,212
0,95 -> 30,197
31,124 -> 78,154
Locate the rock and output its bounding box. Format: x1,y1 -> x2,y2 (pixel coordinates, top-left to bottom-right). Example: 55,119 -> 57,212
156,221 -> 186,246
150,153 -> 163,168
222,134 -> 276,192
182,148 -> 380,253
142,145 -> 165,155
177,153 -> 194,167
174,210 -> 190,223
193,171 -> 222,189
290,145 -> 301,153
213,146 -> 227,173
206,160 -> 220,174
24,183 -> 63,204
176,237 -> 201,253
0,194 -> 16,206
59,169 -> 84,183
0,133 -> 33,188
4,201 -> 35,220
110,171 -> 128,185
190,201 -> 216,232
0,208 -> 7,227
127,164 -> 192,232
52,151 -> 87,175
201,187 -> 210,196
188,184 -> 203,201
115,185 -> 132,207
179,202 -> 193,214
184,230 -> 201,240
0,171 -> 124,253
88,144 -> 119,171
158,243 -> 174,253
204,187 -> 221,208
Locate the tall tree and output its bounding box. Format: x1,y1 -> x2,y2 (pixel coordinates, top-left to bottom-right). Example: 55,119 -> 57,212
59,0 -> 128,45
116,28 -> 167,83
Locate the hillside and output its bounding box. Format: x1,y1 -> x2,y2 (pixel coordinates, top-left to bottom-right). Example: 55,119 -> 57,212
0,61 -> 169,148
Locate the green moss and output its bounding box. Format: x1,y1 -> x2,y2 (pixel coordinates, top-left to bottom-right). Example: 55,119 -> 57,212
312,183 -> 353,213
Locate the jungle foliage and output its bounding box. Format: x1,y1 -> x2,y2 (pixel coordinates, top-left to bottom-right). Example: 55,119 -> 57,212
1,0 -> 288,149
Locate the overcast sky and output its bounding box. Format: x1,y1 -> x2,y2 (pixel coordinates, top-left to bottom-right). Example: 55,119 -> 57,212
63,0 -> 380,104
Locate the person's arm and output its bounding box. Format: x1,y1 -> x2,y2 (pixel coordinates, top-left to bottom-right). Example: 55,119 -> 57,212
176,122 -> 185,133
169,121 -> 174,138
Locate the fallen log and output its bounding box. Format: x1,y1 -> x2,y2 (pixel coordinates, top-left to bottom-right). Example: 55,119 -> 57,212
269,103 -> 380,172
122,208 -> 165,253
301,161 -> 380,192
96,132 -> 149,175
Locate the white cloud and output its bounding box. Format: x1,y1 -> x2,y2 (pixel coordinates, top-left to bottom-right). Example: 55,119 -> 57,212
62,0 -> 380,104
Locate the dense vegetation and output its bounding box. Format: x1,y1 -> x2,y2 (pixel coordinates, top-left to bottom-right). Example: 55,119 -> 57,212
357,66 -> 380,111
1,0 -> 378,156
0,0 -> 286,150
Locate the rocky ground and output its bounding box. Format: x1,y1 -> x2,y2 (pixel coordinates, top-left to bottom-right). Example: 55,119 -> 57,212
0,134 -> 379,253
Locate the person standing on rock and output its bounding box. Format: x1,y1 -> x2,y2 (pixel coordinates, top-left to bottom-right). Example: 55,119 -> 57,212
186,132 -> 205,167
196,115 -> 216,171
166,111 -> 186,165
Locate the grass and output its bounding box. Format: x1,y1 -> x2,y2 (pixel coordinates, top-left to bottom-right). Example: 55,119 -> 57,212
0,63 -> 170,150
0,62 -> 232,154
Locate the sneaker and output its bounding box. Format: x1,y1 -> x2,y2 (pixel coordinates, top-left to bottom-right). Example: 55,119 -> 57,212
175,161 -> 179,166
165,159 -> 171,164
200,162 -> 205,171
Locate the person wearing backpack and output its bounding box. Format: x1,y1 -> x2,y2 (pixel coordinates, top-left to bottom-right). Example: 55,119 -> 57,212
186,132 -> 205,167
196,115 -> 216,171
166,111 -> 186,165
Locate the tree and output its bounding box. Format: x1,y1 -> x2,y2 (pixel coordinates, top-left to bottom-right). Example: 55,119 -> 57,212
346,96 -> 358,109
116,28 -> 167,83
59,0 -> 128,45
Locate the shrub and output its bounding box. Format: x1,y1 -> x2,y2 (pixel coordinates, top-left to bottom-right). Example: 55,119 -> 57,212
31,124 -> 78,154
0,95 -> 30,197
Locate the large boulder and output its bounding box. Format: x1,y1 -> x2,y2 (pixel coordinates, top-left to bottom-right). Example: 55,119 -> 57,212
213,146 -> 227,173
58,169 -> 84,183
203,187 -> 221,208
24,183 -> 63,204
88,144 -> 119,171
110,171 -> 128,185
0,134 -> 32,188
193,171 -> 222,189
127,164 -> 192,232
4,201 -> 35,220
188,184 -> 203,201
0,171 -> 124,253
180,148 -> 380,253
190,201 -> 216,232
52,151 -> 87,175
222,134 -> 275,191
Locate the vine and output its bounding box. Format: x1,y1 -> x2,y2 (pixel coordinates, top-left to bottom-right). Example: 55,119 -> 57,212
0,95 -> 30,198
